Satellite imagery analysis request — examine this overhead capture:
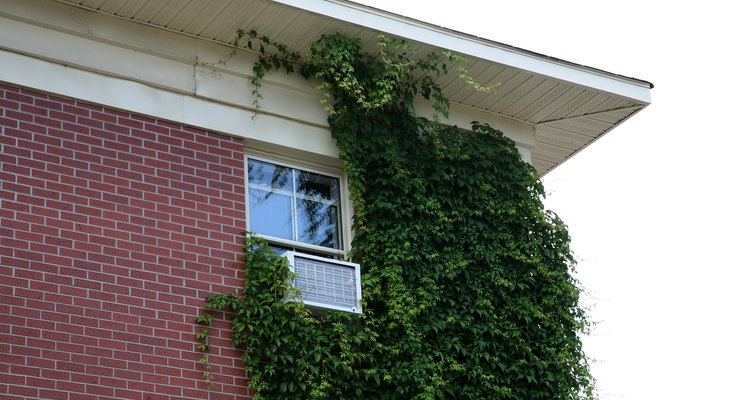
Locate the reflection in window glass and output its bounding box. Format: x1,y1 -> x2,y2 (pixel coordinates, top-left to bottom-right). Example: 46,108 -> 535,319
248,189 -> 293,241
247,157 -> 342,250
296,170 -> 338,202
248,158 -> 293,191
297,200 -> 340,249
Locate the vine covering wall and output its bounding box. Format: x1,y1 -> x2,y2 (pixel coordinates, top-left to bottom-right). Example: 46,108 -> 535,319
198,32 -> 594,400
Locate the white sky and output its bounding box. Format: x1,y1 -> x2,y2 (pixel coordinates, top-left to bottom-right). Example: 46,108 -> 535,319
357,1 -> 750,399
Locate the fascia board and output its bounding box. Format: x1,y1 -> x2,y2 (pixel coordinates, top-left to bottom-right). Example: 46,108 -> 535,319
272,0 -> 652,104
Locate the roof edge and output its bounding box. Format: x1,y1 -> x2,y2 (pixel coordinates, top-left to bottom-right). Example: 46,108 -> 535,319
272,0 -> 652,104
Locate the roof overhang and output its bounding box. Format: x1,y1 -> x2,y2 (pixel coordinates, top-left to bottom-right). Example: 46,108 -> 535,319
52,0 -> 652,175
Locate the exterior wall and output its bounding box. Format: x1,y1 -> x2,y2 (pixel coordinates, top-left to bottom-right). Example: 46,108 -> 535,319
0,83 -> 251,400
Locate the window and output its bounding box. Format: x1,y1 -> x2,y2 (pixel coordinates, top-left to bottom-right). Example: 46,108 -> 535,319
246,154 -> 361,313
246,155 -> 345,256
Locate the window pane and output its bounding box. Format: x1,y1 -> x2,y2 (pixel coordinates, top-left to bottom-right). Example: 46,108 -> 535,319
248,158 -> 292,192
296,170 -> 340,204
296,200 -> 341,249
248,188 -> 293,240
247,157 -> 344,251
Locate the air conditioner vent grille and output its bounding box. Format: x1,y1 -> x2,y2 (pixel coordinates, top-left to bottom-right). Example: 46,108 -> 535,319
283,251 -> 362,313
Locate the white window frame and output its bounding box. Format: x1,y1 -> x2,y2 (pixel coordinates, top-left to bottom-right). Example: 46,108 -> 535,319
244,151 -> 353,258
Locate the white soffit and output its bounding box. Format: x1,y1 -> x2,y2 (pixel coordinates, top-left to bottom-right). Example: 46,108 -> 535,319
50,0 -> 652,175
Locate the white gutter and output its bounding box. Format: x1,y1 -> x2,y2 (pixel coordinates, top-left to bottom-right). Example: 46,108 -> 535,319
272,0 -> 652,104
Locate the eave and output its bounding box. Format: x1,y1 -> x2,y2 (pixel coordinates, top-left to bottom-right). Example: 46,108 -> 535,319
52,0 -> 652,175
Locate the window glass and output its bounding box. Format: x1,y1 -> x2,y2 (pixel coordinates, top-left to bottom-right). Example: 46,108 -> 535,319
248,159 -> 292,191
296,170 -> 339,202
247,157 -> 343,251
248,189 -> 293,240
296,199 -> 340,249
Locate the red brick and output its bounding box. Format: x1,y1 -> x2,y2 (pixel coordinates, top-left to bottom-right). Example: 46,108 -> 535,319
29,166 -> 60,181
59,157 -> 88,171
61,104 -> 90,117
116,116 -> 144,131
3,85 -> 247,399
77,116 -> 103,129
100,121 -> 129,136
3,127 -> 34,143
37,389 -> 68,400
33,116 -> 62,129
6,108 -> 36,123
48,109 -> 77,123
8,386 -> 39,397
101,157 -> 129,171
86,384 -> 115,397
90,125 -> 118,140
43,235 -> 73,248
33,98 -> 62,110
99,356 -> 128,371
0,95 -> 21,109
126,379 -> 155,393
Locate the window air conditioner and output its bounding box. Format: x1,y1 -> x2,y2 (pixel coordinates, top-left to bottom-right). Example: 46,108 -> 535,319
282,251 -> 362,314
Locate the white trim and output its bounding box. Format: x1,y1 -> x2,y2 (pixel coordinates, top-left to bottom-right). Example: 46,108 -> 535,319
0,4 -> 336,145
0,49 -> 187,121
274,0 -> 652,104
0,48 -> 342,160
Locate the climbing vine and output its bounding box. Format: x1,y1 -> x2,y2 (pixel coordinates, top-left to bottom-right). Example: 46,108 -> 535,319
197,31 -> 595,400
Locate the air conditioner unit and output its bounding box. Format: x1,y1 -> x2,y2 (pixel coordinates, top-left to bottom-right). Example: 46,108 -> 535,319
282,251 -> 362,314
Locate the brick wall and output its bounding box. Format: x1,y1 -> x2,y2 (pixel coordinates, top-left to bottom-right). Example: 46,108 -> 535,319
0,83 -> 252,399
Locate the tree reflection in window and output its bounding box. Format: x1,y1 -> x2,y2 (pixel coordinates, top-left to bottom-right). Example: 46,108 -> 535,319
248,158 -> 342,250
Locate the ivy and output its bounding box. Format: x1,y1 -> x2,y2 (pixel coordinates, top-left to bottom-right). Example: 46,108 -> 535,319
198,32 -> 595,399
